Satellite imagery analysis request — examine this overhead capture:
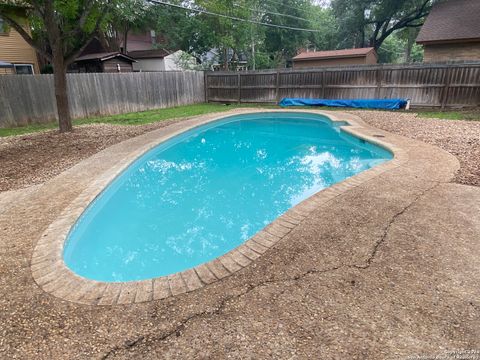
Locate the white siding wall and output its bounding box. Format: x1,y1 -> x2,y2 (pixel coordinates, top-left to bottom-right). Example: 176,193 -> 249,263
133,58 -> 165,72
132,51 -> 197,72
165,51 -> 197,71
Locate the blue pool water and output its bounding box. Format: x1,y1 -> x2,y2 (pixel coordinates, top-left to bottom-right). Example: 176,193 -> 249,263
63,112 -> 392,282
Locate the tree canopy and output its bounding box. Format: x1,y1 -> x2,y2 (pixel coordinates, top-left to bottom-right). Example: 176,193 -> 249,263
0,0 -> 114,132
0,0 -> 435,132
332,0 -> 434,49
135,0 -> 433,69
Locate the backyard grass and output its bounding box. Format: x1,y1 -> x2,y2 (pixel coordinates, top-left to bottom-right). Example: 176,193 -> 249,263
414,109 -> 480,121
0,103 -> 275,137
0,103 -> 478,137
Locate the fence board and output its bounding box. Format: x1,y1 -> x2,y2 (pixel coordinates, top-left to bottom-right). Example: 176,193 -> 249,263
0,71 -> 205,127
206,63 -> 480,108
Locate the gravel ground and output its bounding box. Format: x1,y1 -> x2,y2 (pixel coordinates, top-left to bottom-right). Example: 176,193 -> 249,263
0,110 -> 479,192
354,110 -> 480,187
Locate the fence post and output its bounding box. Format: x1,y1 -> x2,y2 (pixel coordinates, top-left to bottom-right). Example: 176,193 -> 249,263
320,70 -> 325,99
375,65 -> 382,98
441,66 -> 452,109
275,70 -> 280,104
237,73 -> 241,104
204,71 -> 208,103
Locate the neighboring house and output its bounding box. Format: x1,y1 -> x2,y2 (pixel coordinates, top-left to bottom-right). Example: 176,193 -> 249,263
202,48 -> 248,71
129,49 -> 196,72
121,30 -> 167,52
69,38 -> 136,73
70,53 -> 136,73
416,0 -> 480,62
122,30 -> 196,71
0,9 -> 40,75
292,48 -> 378,68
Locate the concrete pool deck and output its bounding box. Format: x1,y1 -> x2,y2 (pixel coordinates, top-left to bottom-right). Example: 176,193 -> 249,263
0,109 -> 479,359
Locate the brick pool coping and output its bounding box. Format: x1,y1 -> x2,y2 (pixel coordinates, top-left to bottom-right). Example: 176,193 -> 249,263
31,109 -> 408,305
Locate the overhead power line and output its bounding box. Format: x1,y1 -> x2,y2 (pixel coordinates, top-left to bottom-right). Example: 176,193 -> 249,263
148,0 -> 322,33
232,3 -> 317,25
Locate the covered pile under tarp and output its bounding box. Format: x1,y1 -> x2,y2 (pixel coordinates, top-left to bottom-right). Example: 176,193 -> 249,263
279,98 -> 408,110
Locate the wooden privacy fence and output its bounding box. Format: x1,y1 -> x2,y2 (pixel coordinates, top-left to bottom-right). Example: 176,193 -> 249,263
0,71 -> 205,127
205,63 -> 480,108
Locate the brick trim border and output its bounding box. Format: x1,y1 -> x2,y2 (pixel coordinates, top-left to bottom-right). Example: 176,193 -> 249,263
31,109 -> 408,305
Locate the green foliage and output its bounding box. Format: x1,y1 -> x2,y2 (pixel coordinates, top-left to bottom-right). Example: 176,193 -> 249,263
40,64 -> 54,73
104,0 -> 149,51
262,0 -> 311,61
141,0 -> 429,69
0,0 -> 115,63
377,29 -> 424,63
138,0 -> 338,69
331,0 -> 434,49
2,0 -> 437,72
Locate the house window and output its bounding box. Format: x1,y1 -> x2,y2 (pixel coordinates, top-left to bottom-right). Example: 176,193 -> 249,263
0,17 -> 7,34
14,64 -> 34,75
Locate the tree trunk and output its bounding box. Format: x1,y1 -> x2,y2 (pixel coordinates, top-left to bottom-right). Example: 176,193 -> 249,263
223,48 -> 229,71
405,28 -> 415,63
123,25 -> 129,54
52,55 -> 72,133
251,39 -> 256,71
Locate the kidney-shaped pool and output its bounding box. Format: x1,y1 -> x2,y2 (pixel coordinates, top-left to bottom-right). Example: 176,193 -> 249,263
63,112 -> 392,282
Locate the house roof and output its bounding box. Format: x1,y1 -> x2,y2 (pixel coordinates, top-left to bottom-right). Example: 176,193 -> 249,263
75,52 -> 136,63
128,49 -> 171,59
123,32 -> 167,51
416,0 -> 480,44
293,48 -> 376,61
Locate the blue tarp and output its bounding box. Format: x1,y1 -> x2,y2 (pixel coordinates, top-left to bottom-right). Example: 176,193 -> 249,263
279,98 -> 408,110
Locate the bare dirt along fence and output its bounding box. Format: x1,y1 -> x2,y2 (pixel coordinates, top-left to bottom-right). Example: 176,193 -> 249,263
0,71 -> 205,127
205,62 -> 480,108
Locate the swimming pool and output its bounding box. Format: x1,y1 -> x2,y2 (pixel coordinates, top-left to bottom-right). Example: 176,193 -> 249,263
63,112 -> 392,282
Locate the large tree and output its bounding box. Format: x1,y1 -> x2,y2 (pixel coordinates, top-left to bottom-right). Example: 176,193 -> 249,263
332,0 -> 434,50
0,0 -> 112,132
101,0 -> 148,53
196,0 -> 252,70
262,0 -> 313,66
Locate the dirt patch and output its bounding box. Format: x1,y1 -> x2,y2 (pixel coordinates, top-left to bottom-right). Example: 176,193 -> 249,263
0,110 -> 479,192
0,120 -> 182,192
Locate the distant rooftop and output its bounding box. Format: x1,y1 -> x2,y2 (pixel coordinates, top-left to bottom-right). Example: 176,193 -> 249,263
293,48 -> 375,61
75,52 -> 136,63
416,0 -> 480,44
128,49 -> 171,59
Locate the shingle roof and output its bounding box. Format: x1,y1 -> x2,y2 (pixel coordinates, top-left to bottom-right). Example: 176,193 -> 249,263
293,48 -> 375,61
416,0 -> 480,44
128,49 -> 171,59
75,52 -> 136,63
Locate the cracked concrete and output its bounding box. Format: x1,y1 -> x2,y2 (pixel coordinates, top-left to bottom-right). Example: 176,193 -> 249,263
0,110 -> 479,359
